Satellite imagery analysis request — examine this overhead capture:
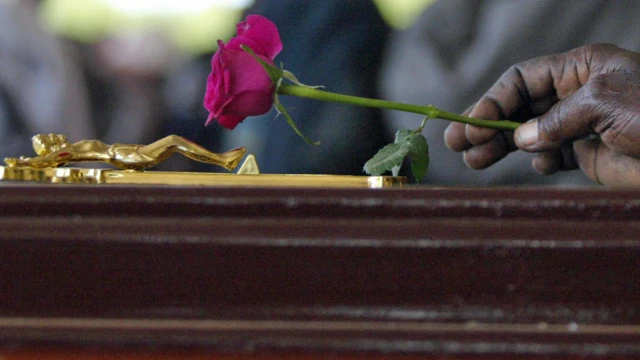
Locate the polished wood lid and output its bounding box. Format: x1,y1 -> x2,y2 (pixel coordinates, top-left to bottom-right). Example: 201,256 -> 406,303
1,185 -> 639,358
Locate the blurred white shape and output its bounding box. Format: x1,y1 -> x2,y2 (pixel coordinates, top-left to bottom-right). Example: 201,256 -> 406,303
99,0 -> 252,14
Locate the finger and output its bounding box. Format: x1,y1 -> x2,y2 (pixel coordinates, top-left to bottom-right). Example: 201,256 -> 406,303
515,67 -> 640,153
469,53 -> 577,122
574,139 -> 640,188
463,97 -> 506,146
444,122 -> 471,152
471,45 -> 630,138
464,96 -> 556,146
530,146 -> 578,175
466,125 -> 498,146
514,81 -> 605,152
464,51 -> 586,147
532,152 -> 560,175
574,141 -> 640,187
462,132 -> 513,169
445,103 -> 479,152
591,72 -> 640,158
572,139 -> 600,184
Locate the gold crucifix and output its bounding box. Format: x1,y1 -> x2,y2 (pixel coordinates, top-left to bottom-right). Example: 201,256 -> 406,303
0,134 -> 404,187
4,134 -> 246,171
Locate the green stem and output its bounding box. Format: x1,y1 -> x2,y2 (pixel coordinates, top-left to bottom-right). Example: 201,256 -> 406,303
277,84 -> 520,131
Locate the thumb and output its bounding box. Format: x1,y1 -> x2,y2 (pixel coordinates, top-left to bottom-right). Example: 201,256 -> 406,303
514,86 -> 599,152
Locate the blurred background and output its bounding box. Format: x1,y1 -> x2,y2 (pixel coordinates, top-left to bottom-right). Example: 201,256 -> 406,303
2,0 -> 633,187
39,0 -> 433,52
0,0 -> 432,173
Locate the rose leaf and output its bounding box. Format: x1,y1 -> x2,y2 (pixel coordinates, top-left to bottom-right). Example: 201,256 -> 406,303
363,129 -> 429,183
363,142 -> 410,177
405,132 -> 429,183
273,94 -> 320,146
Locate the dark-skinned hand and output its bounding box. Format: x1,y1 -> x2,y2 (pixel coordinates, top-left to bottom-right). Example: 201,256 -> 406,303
444,44 -> 640,187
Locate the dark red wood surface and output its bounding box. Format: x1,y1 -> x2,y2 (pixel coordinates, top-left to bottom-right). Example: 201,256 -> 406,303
1,184 -> 640,358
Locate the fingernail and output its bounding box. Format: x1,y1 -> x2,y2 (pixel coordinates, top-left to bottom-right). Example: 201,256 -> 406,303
516,120 -> 539,148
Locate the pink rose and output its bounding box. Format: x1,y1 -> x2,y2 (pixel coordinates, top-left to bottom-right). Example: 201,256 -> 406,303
204,15 -> 283,129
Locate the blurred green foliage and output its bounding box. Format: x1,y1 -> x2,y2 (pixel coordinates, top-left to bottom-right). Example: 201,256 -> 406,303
374,0 -> 436,29
37,0 -> 436,54
39,0 -> 243,54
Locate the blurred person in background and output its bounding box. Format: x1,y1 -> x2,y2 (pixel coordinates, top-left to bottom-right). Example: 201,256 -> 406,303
0,0 -> 92,158
83,30 -> 174,147
0,0 -> 175,166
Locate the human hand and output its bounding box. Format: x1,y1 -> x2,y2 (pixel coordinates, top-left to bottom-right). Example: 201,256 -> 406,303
444,44 -> 640,187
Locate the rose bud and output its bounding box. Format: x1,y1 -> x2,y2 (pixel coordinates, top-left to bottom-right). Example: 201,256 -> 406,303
203,15 -> 282,129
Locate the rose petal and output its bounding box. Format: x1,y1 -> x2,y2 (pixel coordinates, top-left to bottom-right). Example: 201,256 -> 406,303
210,50 -> 275,117
222,49 -> 274,92
203,73 -> 216,111
216,114 -> 246,129
203,14 -> 282,130
226,36 -> 266,57
221,90 -> 273,116
235,14 -> 282,60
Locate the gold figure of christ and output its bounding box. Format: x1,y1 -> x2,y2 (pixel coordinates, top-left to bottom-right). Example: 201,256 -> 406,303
4,134 -> 246,171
